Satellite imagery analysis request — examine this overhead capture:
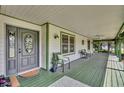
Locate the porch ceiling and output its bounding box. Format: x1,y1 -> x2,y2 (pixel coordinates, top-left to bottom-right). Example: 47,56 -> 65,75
0,5 -> 124,39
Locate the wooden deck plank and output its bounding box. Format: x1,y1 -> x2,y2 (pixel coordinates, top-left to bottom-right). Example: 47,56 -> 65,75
111,61 -> 118,87
86,67 -> 99,86
107,60 -> 111,68
119,71 -> 124,86
81,60 -> 99,86
105,69 -> 112,87
118,62 -> 123,70
93,55 -> 108,86
104,58 -> 112,87
95,68 -> 105,87
103,68 -> 108,87
115,70 -> 123,87
115,61 -> 124,87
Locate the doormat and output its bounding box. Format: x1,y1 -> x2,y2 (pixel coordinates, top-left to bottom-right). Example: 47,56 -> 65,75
19,69 -> 39,78
49,76 -> 90,87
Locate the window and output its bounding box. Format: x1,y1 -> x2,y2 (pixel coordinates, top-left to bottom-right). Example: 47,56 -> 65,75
70,36 -> 75,52
61,34 -> 68,54
82,40 -> 84,45
61,32 -> 75,54
87,40 -> 90,50
9,31 -> 15,58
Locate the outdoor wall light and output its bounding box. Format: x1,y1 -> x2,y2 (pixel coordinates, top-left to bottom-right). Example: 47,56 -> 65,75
54,34 -> 59,39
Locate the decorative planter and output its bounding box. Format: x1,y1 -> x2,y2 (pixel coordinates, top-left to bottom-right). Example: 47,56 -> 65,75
50,64 -> 58,72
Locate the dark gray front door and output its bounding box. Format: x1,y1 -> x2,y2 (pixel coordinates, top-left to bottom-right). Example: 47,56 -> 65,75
6,25 -> 39,75
18,28 -> 38,72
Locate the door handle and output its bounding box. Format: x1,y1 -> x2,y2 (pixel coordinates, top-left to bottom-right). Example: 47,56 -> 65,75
19,49 -> 21,53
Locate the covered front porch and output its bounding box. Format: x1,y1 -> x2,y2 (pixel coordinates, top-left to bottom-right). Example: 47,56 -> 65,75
0,5 -> 124,87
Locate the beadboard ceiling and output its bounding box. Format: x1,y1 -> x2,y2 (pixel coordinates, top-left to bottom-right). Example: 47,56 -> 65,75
0,5 -> 124,39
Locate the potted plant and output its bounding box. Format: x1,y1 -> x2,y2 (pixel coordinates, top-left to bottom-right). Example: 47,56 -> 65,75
0,75 -> 11,87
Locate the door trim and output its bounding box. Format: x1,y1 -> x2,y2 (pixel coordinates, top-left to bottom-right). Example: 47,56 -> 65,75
6,24 -> 40,76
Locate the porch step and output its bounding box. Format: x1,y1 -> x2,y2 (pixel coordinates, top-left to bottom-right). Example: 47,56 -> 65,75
20,69 -> 39,78
10,76 -> 20,87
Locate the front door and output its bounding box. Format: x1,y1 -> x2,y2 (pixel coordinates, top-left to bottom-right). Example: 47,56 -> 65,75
6,25 -> 39,76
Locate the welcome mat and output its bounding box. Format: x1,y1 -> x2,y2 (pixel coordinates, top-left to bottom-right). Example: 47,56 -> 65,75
19,69 -> 39,78
49,76 -> 90,87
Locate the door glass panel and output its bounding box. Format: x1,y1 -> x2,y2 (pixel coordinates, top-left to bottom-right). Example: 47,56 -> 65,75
24,34 -> 33,54
9,31 -> 15,58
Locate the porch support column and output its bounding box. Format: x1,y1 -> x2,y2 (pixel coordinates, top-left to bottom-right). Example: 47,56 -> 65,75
108,41 -> 110,53
98,41 -> 101,52
115,39 -> 118,55
118,39 -> 122,61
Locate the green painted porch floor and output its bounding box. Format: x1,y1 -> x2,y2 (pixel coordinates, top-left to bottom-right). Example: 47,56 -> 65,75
18,53 -> 108,87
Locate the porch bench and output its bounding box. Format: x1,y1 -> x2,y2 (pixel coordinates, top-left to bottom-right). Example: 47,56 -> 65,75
52,52 -> 71,72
